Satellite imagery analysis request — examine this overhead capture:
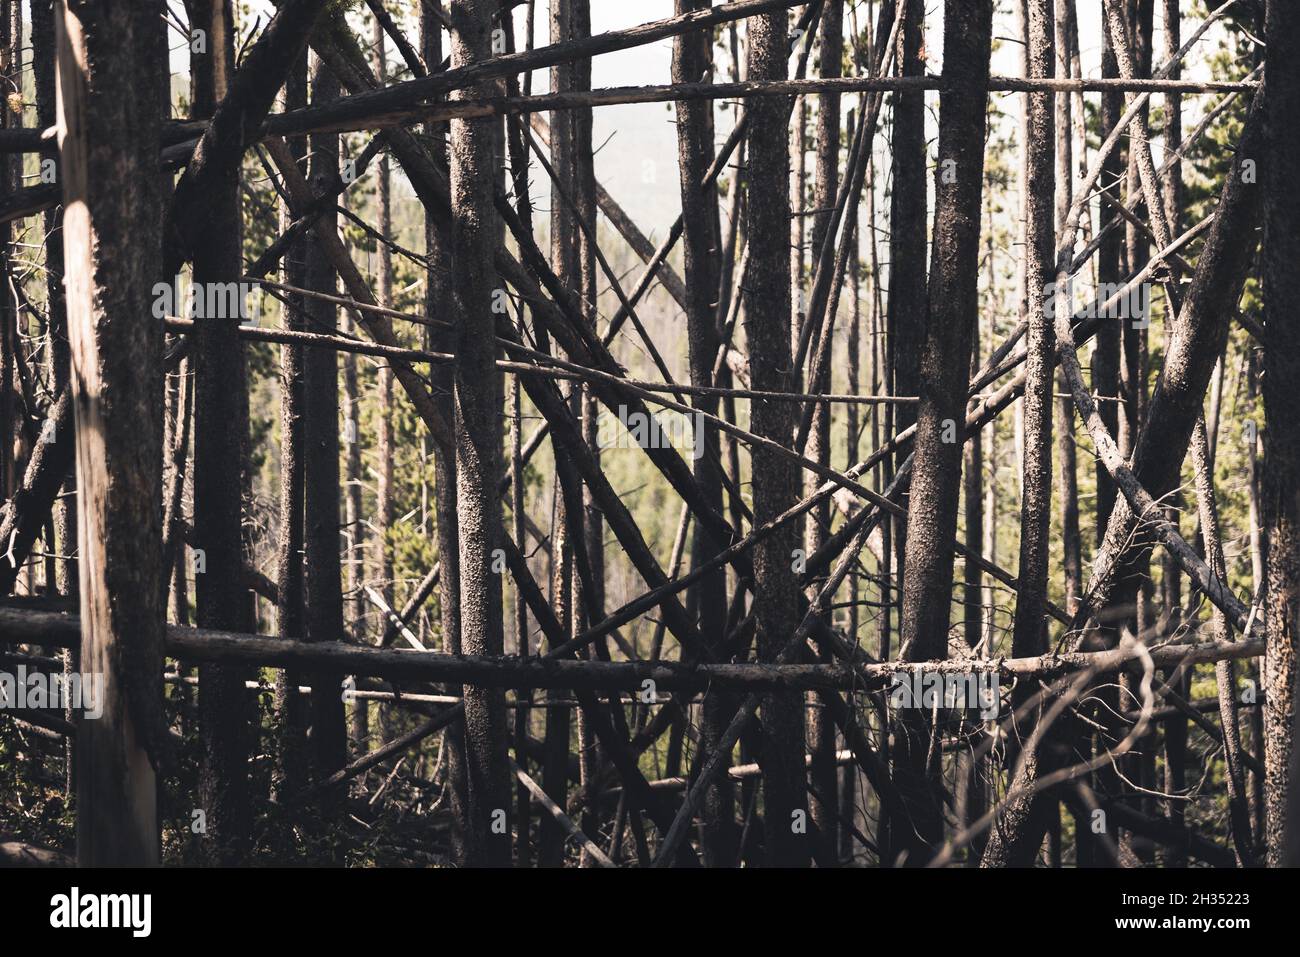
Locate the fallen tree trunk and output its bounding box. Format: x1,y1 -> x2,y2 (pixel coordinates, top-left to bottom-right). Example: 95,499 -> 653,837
0,606 -> 1261,691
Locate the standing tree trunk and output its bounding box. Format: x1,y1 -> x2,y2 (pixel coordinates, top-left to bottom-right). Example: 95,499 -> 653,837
56,0 -> 165,867
35,0 -> 80,797
672,0 -> 734,868
1263,0 -> 1299,868
983,0 -> 1053,869
34,0 -> 76,605
0,2 -> 16,510
190,0 -> 254,866
887,0 -> 925,608
540,0 -> 577,868
421,3 -> 470,863
570,0 -> 604,866
883,0 -> 924,859
1158,0 -> 1188,863
895,0 -> 992,866
804,0 -> 842,866
273,49 -> 309,801
744,8 -> 808,868
368,7 -> 396,749
1092,14 -> 1123,539
1053,0 -> 1080,619
894,0 -> 993,868
303,56 -> 348,794
448,0 -> 511,867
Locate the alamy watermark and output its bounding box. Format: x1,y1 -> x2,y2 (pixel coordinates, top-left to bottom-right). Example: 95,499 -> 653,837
1042,278 -> 1151,328
597,404 -> 706,461
151,274 -> 268,324
0,665 -> 103,719
888,669 -> 1000,720
50,888 -> 151,937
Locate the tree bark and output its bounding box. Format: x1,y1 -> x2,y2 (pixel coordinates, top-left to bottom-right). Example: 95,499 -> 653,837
420,4 -> 470,863
56,0 -> 165,867
302,56 -> 348,795
744,7 -> 808,867
1262,0 -> 1299,867
982,0 -> 1053,868
537,0 -> 579,868
273,49 -> 309,802
894,0 -> 992,866
190,0 -> 254,866
448,0 -> 511,867
369,9 -> 396,749
804,0 -> 842,866
887,0 -> 925,596
673,0 -> 735,868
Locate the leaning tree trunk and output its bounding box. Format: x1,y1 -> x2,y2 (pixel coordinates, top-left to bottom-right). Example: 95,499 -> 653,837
56,0 -> 166,867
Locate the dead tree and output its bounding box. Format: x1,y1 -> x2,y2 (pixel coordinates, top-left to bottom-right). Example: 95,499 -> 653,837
55,0 -> 165,866
31,1 -> 74,604
1263,0 -> 1299,867
448,0 -> 512,866
273,49 -> 309,800
672,0 -> 734,867
882,0 -> 924,861
369,9 -> 395,748
744,7 -> 808,868
190,0 -> 254,865
539,0 -> 577,868
420,2 -> 471,862
804,0 -> 842,865
893,0 -> 992,865
983,0 -> 1055,868
302,54 -> 349,804
0,0 -> 1287,874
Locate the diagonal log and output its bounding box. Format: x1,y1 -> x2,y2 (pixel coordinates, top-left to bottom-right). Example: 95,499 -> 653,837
263,136 -> 454,452
277,0 -> 807,135
162,0 -> 329,278
509,758 -> 616,867
528,115 -> 688,311
1066,91 -> 1265,641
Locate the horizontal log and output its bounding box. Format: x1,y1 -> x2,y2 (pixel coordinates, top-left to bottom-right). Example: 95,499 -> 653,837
0,607 -> 1263,693
0,183 -> 60,224
0,78 -> 1257,154
0,838 -> 72,868
164,315 -> 917,405
271,74 -> 1263,136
